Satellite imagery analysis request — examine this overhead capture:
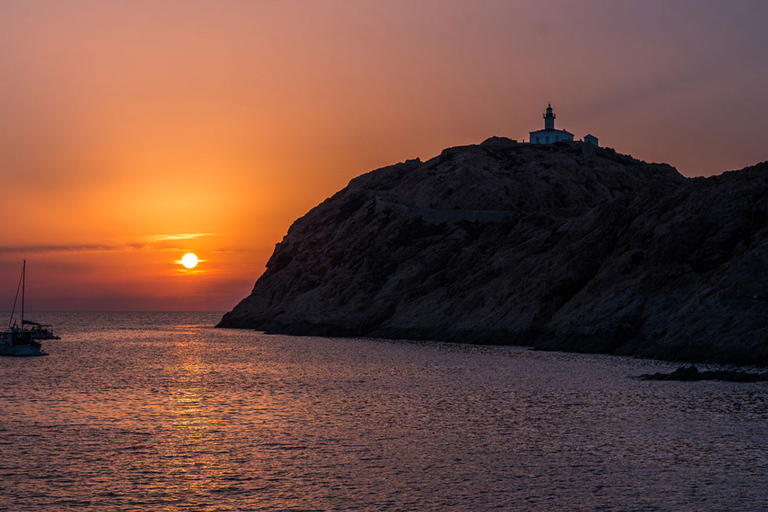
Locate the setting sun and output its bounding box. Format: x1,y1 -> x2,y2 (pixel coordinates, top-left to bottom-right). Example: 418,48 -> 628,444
181,253 -> 199,269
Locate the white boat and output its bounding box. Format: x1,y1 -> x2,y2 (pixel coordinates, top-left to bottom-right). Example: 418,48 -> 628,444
1,261 -> 48,356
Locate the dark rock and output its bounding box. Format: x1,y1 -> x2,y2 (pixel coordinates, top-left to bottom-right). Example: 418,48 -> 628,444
640,365 -> 768,382
480,136 -> 518,149
218,141 -> 768,366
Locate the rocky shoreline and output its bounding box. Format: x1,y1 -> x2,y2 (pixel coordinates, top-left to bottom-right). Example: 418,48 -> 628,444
219,138 -> 768,366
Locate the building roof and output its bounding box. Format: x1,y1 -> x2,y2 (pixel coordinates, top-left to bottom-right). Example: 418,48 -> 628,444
529,128 -> 573,136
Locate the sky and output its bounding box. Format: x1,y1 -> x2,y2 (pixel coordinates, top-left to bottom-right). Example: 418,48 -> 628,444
1,0 -> 767,312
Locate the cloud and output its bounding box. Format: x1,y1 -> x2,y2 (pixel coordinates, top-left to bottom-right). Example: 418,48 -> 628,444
145,233 -> 214,243
0,233 -> 217,256
0,244 -> 133,255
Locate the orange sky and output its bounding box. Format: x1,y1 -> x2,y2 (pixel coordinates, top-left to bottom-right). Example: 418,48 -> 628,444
1,0 -> 767,311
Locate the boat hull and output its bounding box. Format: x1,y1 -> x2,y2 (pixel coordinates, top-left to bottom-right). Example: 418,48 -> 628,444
29,330 -> 60,340
0,343 -> 47,356
0,331 -> 47,356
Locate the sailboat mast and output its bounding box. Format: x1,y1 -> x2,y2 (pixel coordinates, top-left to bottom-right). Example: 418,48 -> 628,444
9,261 -> 23,328
21,260 -> 25,326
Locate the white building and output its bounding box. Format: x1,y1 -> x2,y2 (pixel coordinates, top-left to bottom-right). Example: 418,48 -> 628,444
529,104 -> 574,144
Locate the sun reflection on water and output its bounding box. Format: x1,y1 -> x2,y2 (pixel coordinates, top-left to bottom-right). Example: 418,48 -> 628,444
156,338 -> 235,502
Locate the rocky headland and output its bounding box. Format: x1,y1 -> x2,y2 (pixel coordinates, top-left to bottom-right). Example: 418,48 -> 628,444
218,138 -> 768,365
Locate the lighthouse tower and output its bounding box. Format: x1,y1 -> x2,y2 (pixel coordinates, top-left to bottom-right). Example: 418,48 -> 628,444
543,103 -> 556,130
529,103 -> 574,144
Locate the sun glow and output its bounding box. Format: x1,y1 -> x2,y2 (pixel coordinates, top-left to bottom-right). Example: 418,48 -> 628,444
181,253 -> 199,269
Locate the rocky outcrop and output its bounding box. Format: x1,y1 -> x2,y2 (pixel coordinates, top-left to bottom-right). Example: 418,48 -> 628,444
639,366 -> 768,382
218,138 -> 768,365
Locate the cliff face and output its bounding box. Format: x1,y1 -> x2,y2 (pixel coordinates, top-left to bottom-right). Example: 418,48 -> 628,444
219,138 -> 768,365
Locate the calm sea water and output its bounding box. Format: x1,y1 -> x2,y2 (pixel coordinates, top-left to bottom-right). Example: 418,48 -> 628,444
1,312 -> 766,511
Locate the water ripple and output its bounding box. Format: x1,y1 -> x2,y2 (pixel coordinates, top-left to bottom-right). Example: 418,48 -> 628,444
0,312 -> 766,511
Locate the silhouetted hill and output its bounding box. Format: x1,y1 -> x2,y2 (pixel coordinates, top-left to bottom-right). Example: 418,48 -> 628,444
218,138 -> 768,365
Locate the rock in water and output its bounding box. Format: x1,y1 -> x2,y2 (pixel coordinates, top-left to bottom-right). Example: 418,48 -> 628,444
640,366 -> 768,382
218,139 -> 768,366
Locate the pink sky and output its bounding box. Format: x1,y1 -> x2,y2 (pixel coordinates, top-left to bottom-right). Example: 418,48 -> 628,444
1,0 -> 767,311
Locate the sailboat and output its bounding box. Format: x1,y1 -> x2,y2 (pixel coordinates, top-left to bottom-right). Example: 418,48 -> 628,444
1,261 -> 48,356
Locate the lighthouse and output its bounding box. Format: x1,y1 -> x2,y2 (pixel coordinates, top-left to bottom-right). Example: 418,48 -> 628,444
529,103 -> 574,144
544,103 -> 556,130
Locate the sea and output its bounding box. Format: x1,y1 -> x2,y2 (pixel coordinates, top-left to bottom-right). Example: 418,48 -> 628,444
1,312 -> 766,511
